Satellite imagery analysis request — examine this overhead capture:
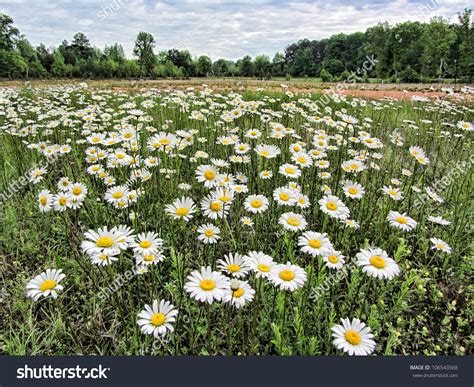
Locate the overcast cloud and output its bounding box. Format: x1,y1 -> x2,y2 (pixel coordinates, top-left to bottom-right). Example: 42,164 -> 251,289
0,0 -> 468,60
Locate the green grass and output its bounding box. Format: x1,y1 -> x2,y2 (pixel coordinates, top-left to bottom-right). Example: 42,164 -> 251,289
0,84 -> 472,355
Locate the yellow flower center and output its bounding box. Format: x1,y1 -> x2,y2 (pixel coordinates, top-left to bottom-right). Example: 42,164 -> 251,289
370,255 -> 386,269
175,207 -> 189,216
96,236 -> 114,248
40,196 -> 47,206
204,170 -> 215,180
395,216 -> 407,224
160,139 -> 171,145
143,254 -> 155,262
436,243 -> 445,250
348,187 -> 358,195
220,195 -> 231,202
40,279 -> 57,292
285,167 -> 295,174
139,240 -> 152,249
326,201 -> 337,211
233,288 -> 244,298
279,193 -> 290,201
200,279 -> 216,291
250,199 -> 262,208
297,156 -> 306,163
72,187 -> 82,195
210,201 -> 222,211
351,163 -> 358,170
344,330 -> 361,345
287,217 -> 300,227
328,255 -> 338,264
257,263 -> 270,273
150,313 -> 166,326
259,150 -> 270,157
112,192 -> 124,199
279,269 -> 295,281
59,197 -> 67,206
227,264 -> 241,273
308,239 -> 322,248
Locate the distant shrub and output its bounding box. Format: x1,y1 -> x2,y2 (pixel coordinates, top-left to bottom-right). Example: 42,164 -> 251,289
399,66 -> 420,83
320,68 -> 333,82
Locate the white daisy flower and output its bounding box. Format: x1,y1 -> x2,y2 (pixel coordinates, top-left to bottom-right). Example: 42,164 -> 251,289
356,247 -> 400,280
217,253 -> 251,278
430,237 -> 452,254
387,211 -> 417,231
26,269 -> 66,301
184,266 -> 230,304
298,231 -> 333,256
269,262 -> 307,292
331,318 -> 376,356
137,300 -> 178,337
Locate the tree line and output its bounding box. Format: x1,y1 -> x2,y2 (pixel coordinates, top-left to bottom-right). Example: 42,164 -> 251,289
0,10 -> 473,82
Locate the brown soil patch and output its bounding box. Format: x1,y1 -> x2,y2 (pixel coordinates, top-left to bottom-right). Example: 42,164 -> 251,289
322,89 -> 446,100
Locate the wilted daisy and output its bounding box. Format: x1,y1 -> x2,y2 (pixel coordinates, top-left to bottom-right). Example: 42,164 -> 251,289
356,247 -> 400,280
244,194 -> 269,214
427,216 -> 451,226
137,300 -> 178,337
26,269 -> 66,301
387,211 -> 417,231
279,212 -> 307,232
197,223 -> 220,244
131,232 -> 163,255
430,237 -> 452,254
244,251 -> 275,278
165,196 -> 196,221
298,231 -> 332,256
323,249 -> 345,269
269,262 -> 307,291
224,279 -> 255,308
331,318 -> 376,356
217,253 -> 250,278
319,195 -> 350,220
184,266 -> 230,304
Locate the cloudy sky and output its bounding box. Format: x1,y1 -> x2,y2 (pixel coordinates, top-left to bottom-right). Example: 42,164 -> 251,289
0,0 -> 468,60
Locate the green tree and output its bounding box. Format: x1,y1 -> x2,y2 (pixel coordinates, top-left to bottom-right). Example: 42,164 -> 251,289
0,13 -> 19,50
196,55 -> 212,76
254,54 -> 272,79
133,32 -> 156,76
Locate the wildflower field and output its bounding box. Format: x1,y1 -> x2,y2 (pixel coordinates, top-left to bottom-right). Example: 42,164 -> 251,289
0,83 -> 472,356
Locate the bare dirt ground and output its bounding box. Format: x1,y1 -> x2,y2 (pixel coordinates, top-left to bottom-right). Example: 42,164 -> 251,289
1,78 -> 472,100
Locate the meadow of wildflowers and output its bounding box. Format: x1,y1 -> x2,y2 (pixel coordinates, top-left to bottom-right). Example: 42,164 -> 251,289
0,84 -> 472,356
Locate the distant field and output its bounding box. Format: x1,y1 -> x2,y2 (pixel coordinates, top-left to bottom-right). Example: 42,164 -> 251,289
1,78 -> 472,95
